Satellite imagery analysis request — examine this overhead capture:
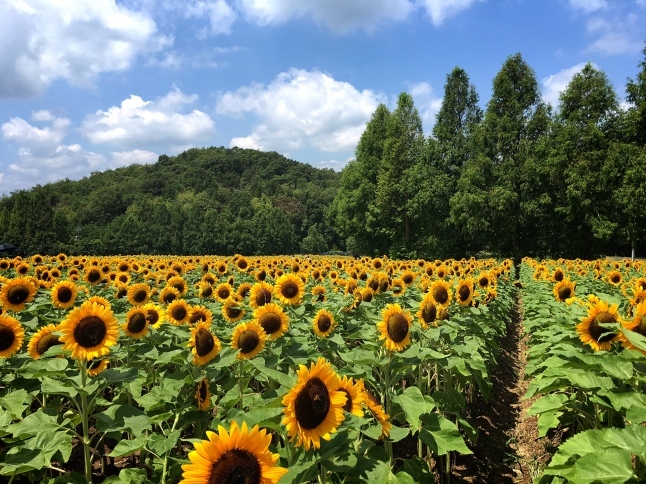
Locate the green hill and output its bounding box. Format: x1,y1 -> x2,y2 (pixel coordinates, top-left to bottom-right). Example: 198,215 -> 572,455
0,147 -> 341,256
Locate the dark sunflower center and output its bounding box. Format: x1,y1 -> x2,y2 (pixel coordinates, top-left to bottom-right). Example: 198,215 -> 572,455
226,306 -> 243,319
458,285 -> 471,301
316,292 -> 325,302
87,271 -> 101,283
403,275 -> 413,284
340,388 -> 352,412
238,260 -> 248,270
208,448 -> 261,484
127,313 -> 147,334
368,279 -> 379,291
611,274 -> 620,283
392,284 -> 403,294
433,286 -> 449,305
57,286 -> 73,303
201,286 -> 213,298
387,314 -> 409,343
74,316 -> 107,348
218,288 -> 231,299
172,283 -> 185,293
362,291 -> 373,303
254,289 -> 271,307
595,311 -> 617,325
239,286 -> 250,298
554,271 -> 564,282
558,286 -> 572,300
0,325 -> 16,351
421,303 -> 436,323
238,330 -> 259,354
438,308 -> 449,321
379,280 -> 389,292
8,285 -> 30,305
316,314 -> 331,333
88,358 -> 103,370
36,333 -> 61,355
294,377 -> 330,430
259,313 -> 282,335
281,281 -> 299,299
145,310 -> 159,326
257,270 -> 266,281
172,306 -> 187,321
195,328 -> 215,357
133,289 -> 147,303
479,277 -> 489,287
589,321 -> 615,343
190,311 -> 208,324
199,381 -> 208,401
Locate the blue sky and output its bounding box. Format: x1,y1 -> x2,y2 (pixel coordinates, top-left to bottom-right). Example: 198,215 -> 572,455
1,0 -> 645,195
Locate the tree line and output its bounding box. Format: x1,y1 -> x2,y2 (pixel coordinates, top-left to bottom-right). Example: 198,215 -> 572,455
329,48 -> 646,261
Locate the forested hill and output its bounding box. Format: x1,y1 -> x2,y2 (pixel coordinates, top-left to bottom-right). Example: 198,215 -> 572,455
0,147 -> 342,256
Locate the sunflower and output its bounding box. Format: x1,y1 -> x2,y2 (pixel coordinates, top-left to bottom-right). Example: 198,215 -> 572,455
619,300 -> 646,355
0,314 -> 25,358
576,299 -> 620,351
86,295 -> 111,310
231,321 -> 267,360
274,274 -> 304,306
236,256 -> 250,271
311,309 -> 335,338
249,282 -> 274,309
476,272 -> 492,289
180,420 -> 287,484
215,283 -> 234,303
377,304 -> 412,352
391,278 -> 405,296
251,303 -> 288,340
123,307 -> 149,339
83,268 -> 103,286
59,302 -> 119,361
337,375 -> 364,417
189,322 -> 222,366
455,278 -> 475,306
127,283 -> 151,306
87,358 -> 109,377
416,293 -> 437,329
189,306 -> 213,326
50,280 -> 78,310
237,283 -> 252,299
167,299 -> 191,325
606,270 -> 623,286
552,268 -> 565,282
429,279 -> 452,307
362,388 -> 392,438
311,285 -> 326,302
159,286 -> 181,305
553,278 -> 576,303
167,276 -> 189,296
143,303 -> 165,329
198,282 -> 214,299
281,358 -> 347,450
222,298 -> 245,323
1,277 -> 38,312
27,324 -> 62,359
195,378 -> 212,411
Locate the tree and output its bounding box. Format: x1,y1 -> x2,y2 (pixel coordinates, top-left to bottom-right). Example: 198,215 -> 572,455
300,225 -> 328,254
626,44 -> 646,147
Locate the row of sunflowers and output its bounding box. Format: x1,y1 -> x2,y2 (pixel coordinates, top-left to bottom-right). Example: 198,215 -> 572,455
519,257 -> 646,483
0,253 -> 516,483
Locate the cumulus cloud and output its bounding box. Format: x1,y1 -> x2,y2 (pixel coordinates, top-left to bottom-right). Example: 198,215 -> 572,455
111,149 -> 159,166
408,82 -> 443,132
82,87 -> 216,150
417,0 -> 485,26
542,62 -> 593,108
585,14 -> 643,55
216,69 -> 385,153
0,0 -> 170,98
568,0 -> 607,13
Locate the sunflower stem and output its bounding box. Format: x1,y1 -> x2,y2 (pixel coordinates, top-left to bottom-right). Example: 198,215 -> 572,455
238,360 -> 244,410
79,359 -> 93,484
383,354 -> 393,465
161,412 -> 180,483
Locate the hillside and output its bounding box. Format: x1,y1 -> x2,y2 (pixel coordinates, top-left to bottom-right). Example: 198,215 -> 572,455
0,147 -> 341,255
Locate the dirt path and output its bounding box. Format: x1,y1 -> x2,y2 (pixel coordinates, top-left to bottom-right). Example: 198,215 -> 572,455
452,291 -> 549,483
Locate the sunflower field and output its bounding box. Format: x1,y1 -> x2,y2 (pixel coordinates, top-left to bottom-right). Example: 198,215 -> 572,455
2,254 -> 645,483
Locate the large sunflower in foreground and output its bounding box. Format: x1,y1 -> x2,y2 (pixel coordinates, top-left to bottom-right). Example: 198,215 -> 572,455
231,321 -> 267,360
254,303 -> 289,340
189,321 -> 221,366
274,274 -> 304,306
1,277 -> 38,312
0,314 -> 25,358
576,299 -> 620,351
27,324 -> 61,359
377,304 -> 413,352
59,302 -> 119,360
51,280 -> 78,309
180,420 -> 287,484
281,357 -> 347,450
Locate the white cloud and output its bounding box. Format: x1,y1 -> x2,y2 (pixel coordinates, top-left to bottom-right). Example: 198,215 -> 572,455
417,0 -> 484,26
217,69 -> 385,153
568,0 -> 607,13
111,149 -> 159,166
583,13 -> 643,56
408,82 -> 443,132
237,0 -> 414,32
0,0 -> 170,98
542,62 -> 593,108
185,0 -> 238,35
82,87 -> 216,150
31,110 -> 56,122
